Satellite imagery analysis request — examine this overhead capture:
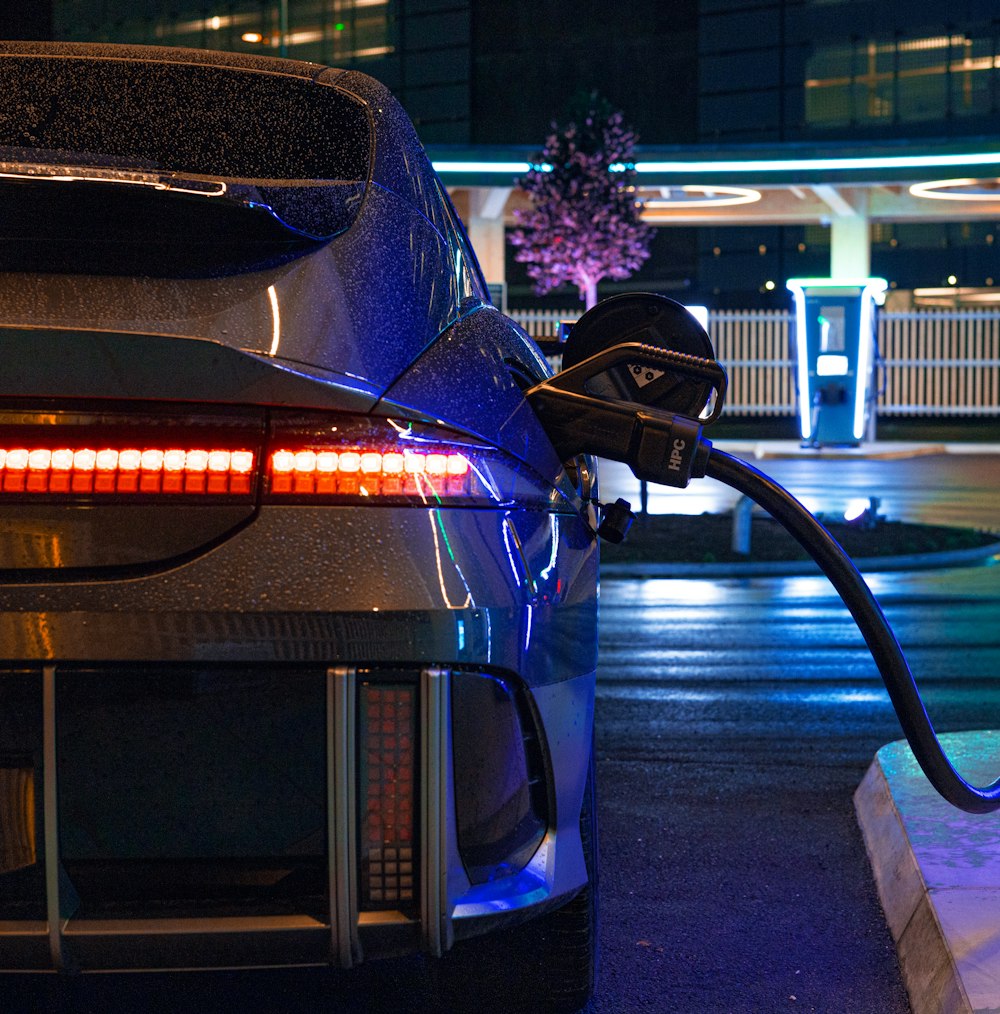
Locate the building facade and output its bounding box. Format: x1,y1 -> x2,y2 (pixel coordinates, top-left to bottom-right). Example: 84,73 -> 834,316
45,1 -> 1000,306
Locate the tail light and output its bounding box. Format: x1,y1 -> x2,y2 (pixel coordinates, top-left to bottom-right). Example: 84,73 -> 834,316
269,447 -> 470,499
0,408 -> 263,501
263,413 -> 558,507
0,408 -> 560,508
0,445 -> 255,496
358,682 -> 417,910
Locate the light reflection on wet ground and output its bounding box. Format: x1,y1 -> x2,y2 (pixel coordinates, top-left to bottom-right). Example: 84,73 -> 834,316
600,451 -> 1000,530
592,552 -> 1000,1012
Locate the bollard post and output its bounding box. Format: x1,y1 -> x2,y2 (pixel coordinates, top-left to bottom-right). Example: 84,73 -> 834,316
732,495 -> 753,556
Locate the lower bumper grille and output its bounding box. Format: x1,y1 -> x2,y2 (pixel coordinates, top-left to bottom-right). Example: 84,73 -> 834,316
0,664 -> 453,971
59,857 -> 329,921
52,666 -> 327,924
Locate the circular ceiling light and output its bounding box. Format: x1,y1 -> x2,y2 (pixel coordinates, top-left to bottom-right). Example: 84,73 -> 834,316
909,177 -> 1000,201
643,185 -> 762,209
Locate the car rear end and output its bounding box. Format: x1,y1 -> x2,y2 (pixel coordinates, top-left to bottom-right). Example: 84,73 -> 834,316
0,42 -> 599,988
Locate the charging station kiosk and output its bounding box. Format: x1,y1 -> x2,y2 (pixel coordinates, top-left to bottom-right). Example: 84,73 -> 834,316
786,278 -> 887,447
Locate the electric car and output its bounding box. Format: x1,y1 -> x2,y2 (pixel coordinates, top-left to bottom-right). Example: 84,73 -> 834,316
0,42 -> 599,1012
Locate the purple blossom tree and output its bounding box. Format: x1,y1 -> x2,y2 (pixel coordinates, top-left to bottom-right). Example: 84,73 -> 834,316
509,94 -> 653,310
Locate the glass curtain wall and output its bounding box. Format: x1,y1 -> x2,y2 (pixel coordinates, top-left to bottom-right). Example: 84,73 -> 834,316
53,1 -> 471,141
55,2 -> 392,64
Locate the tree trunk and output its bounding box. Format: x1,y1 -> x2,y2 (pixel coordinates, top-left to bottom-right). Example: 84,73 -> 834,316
582,278 -> 598,310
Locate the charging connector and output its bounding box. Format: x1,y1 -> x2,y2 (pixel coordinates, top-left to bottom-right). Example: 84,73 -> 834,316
527,341 -> 724,489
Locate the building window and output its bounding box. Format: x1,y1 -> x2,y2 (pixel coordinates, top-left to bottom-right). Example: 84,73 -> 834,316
805,31 -> 1000,128
55,2 -> 394,64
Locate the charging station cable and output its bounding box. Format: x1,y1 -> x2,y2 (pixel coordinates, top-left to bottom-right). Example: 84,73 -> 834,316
527,334 -> 1000,813
706,448 -> 1000,814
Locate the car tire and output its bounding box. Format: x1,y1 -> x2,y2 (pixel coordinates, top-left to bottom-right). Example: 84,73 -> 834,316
434,744 -> 599,1014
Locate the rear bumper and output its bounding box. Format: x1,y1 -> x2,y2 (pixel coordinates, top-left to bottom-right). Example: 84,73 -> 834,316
0,505 -> 597,685
0,665 -> 594,973
0,504 -> 597,973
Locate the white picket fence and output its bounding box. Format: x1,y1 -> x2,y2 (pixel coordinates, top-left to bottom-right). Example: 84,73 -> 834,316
708,309 -> 793,415
878,310 -> 1000,417
509,306 -> 1000,417
511,308 -> 578,341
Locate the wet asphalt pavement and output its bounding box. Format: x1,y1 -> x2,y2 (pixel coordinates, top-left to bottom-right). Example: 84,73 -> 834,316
593,563 -> 1000,1013
590,451 -> 999,1012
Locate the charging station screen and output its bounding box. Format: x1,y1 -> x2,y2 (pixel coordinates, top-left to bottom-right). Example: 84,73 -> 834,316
818,305 -> 846,353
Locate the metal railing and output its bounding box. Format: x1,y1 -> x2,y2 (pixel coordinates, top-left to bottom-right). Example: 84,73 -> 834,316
508,306 -> 1000,417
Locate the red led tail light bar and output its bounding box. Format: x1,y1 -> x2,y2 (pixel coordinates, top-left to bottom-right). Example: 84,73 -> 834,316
0,446 -> 255,495
268,447 -> 472,498
0,409 -> 556,506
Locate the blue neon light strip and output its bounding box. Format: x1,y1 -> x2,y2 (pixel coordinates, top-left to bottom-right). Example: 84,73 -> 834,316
854,279 -> 887,440
431,161 -> 537,174
432,152 -> 1000,176
634,153 -> 1000,173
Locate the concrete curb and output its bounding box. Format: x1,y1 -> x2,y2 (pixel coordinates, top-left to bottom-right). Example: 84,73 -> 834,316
719,440 -> 950,461
854,732 -> 1000,1014
713,440 -> 1000,461
600,541 -> 1000,579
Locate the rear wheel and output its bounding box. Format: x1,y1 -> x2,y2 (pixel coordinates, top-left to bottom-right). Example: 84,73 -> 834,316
434,746 -> 599,1014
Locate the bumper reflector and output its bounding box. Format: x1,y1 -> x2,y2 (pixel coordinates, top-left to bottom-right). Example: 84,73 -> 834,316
0,760 -> 36,875
358,684 -> 417,909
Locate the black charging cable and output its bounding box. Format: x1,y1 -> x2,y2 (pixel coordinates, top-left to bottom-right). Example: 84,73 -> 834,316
706,447 -> 1000,814
527,336 -> 1000,812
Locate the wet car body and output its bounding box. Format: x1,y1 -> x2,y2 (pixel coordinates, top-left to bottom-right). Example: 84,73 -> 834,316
0,42 -> 598,1009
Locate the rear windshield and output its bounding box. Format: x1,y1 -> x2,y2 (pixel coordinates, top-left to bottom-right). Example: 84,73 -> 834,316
0,54 -> 370,183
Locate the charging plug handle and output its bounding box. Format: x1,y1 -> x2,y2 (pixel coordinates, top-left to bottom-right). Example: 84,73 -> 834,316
707,448 -> 1000,814
527,342 -> 722,488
